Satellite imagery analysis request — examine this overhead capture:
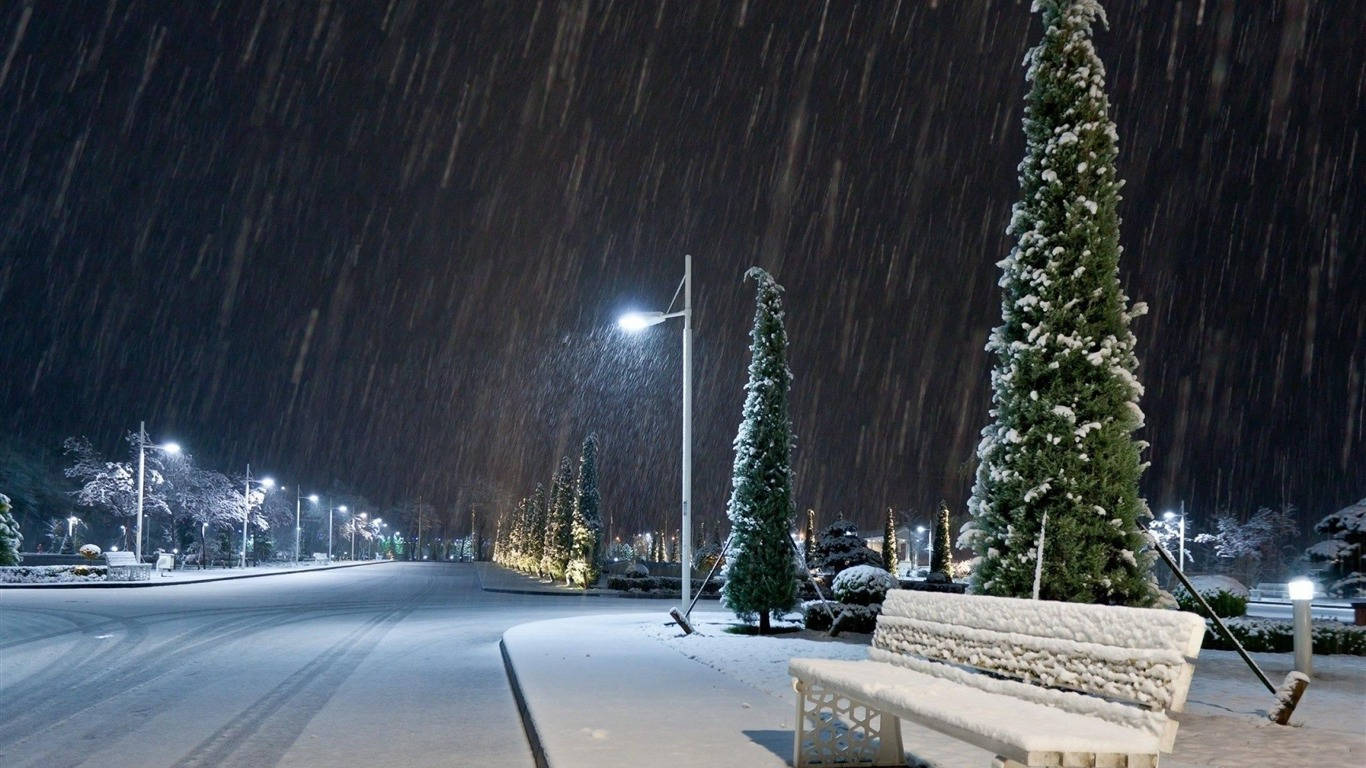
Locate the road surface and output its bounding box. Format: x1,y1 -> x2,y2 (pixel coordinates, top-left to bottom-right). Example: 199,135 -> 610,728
0,562 -> 672,768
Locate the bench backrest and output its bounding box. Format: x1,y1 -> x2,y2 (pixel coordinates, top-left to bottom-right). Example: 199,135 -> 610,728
872,590 -> 1204,715
105,551 -> 138,566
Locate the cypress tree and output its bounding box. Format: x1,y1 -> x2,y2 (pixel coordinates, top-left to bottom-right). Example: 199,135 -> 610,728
931,501 -> 953,578
525,484 -> 547,574
722,268 -> 798,634
882,508 -> 898,574
568,434 -> 603,588
542,457 -> 574,582
0,493 -> 22,566
962,0 -> 1157,606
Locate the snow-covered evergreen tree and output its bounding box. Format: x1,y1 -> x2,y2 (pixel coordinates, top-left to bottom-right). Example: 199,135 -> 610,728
0,492 -> 22,565
931,501 -> 953,578
567,434 -> 603,588
962,0 -> 1157,606
525,485 -> 547,573
803,509 -> 816,566
881,508 -> 898,574
813,518 -> 877,574
1306,499 -> 1366,597
722,268 -> 798,634
542,458 -> 574,581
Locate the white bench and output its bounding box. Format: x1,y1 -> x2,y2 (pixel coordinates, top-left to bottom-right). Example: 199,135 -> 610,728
155,553 -> 175,575
789,590 -> 1205,768
104,551 -> 153,581
312,553 -> 329,564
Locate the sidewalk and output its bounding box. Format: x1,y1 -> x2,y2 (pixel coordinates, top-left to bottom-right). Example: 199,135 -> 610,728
477,563 -> 722,601
0,558 -> 392,589
501,612 -> 1365,768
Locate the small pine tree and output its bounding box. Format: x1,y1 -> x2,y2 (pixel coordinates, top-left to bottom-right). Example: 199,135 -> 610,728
931,501 -> 953,578
542,459 -> 574,581
961,0 -> 1157,606
525,485 -> 547,573
722,268 -> 798,634
568,434 -> 603,588
882,508 -> 899,574
0,493 -> 22,566
1306,499 -> 1366,597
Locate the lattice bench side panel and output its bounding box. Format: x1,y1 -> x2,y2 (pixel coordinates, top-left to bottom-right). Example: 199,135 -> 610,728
793,680 -> 903,767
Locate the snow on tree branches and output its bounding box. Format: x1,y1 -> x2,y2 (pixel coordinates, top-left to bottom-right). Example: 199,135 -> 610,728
962,0 -> 1157,606
722,268 -> 799,634
567,434 -> 603,588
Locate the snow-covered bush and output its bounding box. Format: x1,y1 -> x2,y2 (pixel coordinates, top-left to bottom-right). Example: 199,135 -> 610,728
1306,499 -> 1365,597
833,565 -> 898,606
802,600 -> 880,633
565,559 -> 594,589
1173,574 -> 1248,618
1204,617 -> 1366,656
812,519 -> 878,576
79,543 -> 102,561
0,565 -> 107,583
623,562 -> 649,578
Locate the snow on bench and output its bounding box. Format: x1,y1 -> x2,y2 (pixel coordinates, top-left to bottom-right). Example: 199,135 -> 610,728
104,551 -> 152,581
788,590 -> 1205,768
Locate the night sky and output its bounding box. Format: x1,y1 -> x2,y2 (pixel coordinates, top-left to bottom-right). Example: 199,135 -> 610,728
0,1 -> 1361,541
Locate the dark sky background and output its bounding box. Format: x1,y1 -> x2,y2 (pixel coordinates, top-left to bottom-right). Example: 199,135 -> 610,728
0,0 -> 1361,543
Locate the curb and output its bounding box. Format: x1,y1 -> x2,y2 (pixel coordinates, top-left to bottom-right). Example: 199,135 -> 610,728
479,584 -> 722,600
500,636 -> 550,768
0,559 -> 393,590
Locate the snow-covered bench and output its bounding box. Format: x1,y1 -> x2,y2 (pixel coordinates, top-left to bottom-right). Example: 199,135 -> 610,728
788,590 -> 1205,768
104,551 -> 152,581
312,553 -> 328,564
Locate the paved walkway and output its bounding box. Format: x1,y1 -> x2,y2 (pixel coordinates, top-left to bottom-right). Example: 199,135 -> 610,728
501,612 -> 1365,768
0,559 -> 390,589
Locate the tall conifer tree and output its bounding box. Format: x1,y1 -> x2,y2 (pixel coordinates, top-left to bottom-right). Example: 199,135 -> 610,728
962,0 -> 1156,606
722,268 -> 798,634
542,457 -> 575,582
882,508 -> 899,574
568,434 -> 603,588
931,501 -> 953,578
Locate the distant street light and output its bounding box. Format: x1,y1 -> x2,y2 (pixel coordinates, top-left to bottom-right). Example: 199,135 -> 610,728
135,421 -> 181,562
914,525 -> 927,571
1163,504 -> 1187,573
329,504 -> 347,563
239,465 -> 275,568
618,254 -> 693,616
292,489 -> 320,566
67,516 -> 80,552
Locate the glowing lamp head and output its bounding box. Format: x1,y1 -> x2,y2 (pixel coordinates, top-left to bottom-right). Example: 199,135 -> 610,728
308,494 -> 320,503
916,526 -> 926,533
618,311 -> 667,332
260,477 -> 275,489
1163,511 -> 1177,520
162,442 -> 181,455
1287,578 -> 1315,601
339,505 -> 348,513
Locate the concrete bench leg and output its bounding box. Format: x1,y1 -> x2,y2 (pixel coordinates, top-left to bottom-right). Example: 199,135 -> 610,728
792,679 -> 904,766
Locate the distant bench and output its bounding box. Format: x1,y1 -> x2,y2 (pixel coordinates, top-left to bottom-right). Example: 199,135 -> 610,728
104,551 -> 153,581
312,553 -> 329,564
789,590 -> 1206,768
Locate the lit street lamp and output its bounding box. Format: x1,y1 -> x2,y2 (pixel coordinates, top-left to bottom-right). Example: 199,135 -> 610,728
290,489 -> 320,566
135,420 -> 180,562
239,465 -> 274,568
618,254 -> 693,616
67,516 -> 80,552
1163,504 -> 1187,573
914,525 -> 926,571
329,504 -> 347,563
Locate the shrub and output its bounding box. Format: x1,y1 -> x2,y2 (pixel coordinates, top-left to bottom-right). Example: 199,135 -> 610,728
79,544 -> 102,561
1176,588 -> 1248,619
624,562 -> 649,578
1202,617 -> 1366,656
833,565 -> 898,606
802,600 -> 880,633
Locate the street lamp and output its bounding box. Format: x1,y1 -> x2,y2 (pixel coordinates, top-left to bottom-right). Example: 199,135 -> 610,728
1163,505 -> 1187,573
618,254 -> 693,616
239,466 -> 274,568
329,505 -> 347,563
292,490 -> 320,566
135,421 -> 181,562
351,512 -> 367,560
67,516 -> 80,552
914,525 -> 926,572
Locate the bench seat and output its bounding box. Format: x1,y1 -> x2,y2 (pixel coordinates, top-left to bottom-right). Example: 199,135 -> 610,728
789,657 -> 1162,762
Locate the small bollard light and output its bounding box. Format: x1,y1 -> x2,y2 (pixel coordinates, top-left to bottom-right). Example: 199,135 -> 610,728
1287,577 -> 1315,676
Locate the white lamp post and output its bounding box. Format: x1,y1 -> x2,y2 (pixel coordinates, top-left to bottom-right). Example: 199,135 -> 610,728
352,512 -> 367,560
134,421 -> 180,563
1163,504 -> 1187,573
292,490 -> 319,566
914,525 -> 926,572
330,505 -> 346,563
1287,577 -> 1315,676
67,516 -> 80,552
239,466 -> 274,568
619,254 -> 693,616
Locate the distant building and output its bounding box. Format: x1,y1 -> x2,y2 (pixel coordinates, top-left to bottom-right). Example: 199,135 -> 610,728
862,524 -> 918,566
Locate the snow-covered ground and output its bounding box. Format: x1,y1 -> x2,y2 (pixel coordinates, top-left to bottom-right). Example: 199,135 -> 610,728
645,611 -> 1365,767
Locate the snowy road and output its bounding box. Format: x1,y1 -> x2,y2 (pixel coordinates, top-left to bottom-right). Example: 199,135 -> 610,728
0,562 -> 672,768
